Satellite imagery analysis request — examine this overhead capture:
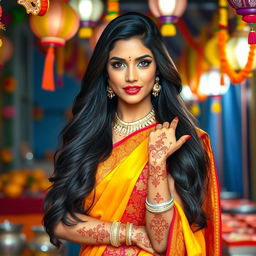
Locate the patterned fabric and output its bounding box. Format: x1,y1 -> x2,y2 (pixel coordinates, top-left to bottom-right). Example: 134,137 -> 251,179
80,126 -> 221,256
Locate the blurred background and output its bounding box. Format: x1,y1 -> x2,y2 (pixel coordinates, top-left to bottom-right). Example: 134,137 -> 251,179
1,0 -> 256,255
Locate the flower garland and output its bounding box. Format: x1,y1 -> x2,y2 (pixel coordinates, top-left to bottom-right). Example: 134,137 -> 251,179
177,18 -> 204,96
218,30 -> 255,84
217,0 -> 256,84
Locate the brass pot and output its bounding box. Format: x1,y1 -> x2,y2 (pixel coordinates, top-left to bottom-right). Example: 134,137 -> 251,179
28,226 -> 67,256
0,220 -> 26,256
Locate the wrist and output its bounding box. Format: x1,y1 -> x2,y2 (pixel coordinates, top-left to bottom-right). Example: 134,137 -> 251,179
149,157 -> 167,166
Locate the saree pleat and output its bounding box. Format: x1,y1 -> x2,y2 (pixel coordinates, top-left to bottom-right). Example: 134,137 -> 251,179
79,126 -> 221,256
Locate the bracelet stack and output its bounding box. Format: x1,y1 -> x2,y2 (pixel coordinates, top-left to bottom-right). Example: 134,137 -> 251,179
125,222 -> 133,246
110,221 -> 121,247
145,196 -> 174,213
110,221 -> 133,247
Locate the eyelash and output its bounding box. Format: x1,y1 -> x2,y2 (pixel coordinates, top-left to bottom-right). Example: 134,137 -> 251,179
110,60 -> 152,69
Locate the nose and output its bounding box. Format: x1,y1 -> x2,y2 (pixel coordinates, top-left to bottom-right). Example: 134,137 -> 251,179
125,65 -> 138,82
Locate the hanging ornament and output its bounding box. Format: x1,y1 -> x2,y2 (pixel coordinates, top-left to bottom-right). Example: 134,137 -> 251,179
29,0 -> 79,91
69,0 -> 103,38
190,102 -> 200,117
90,0 -> 119,49
17,0 -> 49,16
105,0 -> 119,21
227,0 -> 256,44
0,35 -> 13,67
218,0 -> 256,84
148,0 -> 187,36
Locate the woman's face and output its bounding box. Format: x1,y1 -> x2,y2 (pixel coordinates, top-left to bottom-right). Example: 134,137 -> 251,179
107,37 -> 157,106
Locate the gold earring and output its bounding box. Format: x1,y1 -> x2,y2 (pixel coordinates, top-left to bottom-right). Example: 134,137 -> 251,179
152,76 -> 161,97
107,86 -> 115,99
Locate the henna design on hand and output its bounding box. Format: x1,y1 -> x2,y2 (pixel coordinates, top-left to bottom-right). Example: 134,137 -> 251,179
149,164 -> 168,187
77,224 -> 109,243
133,226 -> 152,249
149,132 -> 170,164
149,214 -> 169,244
153,192 -> 164,203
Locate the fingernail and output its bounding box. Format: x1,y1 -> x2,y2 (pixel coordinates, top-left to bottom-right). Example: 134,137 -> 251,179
174,117 -> 179,121
186,135 -> 191,141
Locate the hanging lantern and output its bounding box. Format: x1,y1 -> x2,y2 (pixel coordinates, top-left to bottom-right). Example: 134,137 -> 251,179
227,0 -> 256,44
227,27 -> 256,70
148,0 -> 187,36
198,69 -> 230,96
69,0 -> 103,38
30,0 -> 79,91
17,0 -> 49,16
0,35 -> 13,67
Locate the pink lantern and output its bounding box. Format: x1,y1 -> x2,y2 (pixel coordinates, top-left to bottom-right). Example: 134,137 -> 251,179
148,0 -> 187,36
227,0 -> 256,44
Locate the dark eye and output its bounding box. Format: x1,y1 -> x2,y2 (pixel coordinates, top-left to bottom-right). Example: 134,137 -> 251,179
138,60 -> 152,67
111,62 -> 126,69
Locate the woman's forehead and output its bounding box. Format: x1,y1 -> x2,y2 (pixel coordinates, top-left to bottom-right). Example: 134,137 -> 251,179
109,37 -> 153,58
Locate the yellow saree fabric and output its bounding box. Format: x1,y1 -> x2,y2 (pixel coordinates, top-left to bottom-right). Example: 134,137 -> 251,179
79,126 -> 221,256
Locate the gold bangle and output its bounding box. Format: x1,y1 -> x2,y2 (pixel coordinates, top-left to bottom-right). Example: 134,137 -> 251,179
128,223 -> 133,246
110,221 -> 121,247
125,222 -> 133,246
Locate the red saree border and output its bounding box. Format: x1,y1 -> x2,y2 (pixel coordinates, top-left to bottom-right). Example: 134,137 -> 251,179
199,131 -> 222,256
166,206 -> 177,255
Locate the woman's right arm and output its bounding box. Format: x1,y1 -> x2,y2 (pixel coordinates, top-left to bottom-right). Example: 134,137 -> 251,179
54,214 -> 113,245
54,213 -> 156,255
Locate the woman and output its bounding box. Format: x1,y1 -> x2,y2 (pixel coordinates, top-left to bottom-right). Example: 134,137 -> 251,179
44,12 -> 221,256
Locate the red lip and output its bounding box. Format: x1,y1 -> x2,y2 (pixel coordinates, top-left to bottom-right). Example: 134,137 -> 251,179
123,86 -> 142,95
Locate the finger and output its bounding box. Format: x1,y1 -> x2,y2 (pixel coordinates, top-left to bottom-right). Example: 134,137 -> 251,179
156,124 -> 162,129
170,117 -> 179,131
176,135 -> 191,149
162,121 -> 169,128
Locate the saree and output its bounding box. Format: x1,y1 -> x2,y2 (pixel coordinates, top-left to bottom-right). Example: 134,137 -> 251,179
80,124 -> 222,256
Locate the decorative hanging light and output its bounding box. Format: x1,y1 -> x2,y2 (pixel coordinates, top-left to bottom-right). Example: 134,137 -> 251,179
227,27 -> 256,70
0,34 -> 13,67
17,0 -> 49,16
148,0 -> 187,36
198,69 -> 230,96
227,0 -> 256,44
218,0 -> 256,84
29,0 -> 79,91
90,0 -> 119,49
69,0 -> 103,38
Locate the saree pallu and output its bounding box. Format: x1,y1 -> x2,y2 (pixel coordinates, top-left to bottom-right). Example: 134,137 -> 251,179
80,125 -> 221,256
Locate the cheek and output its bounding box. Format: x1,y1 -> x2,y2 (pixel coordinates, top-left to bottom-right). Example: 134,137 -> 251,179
107,69 -> 123,87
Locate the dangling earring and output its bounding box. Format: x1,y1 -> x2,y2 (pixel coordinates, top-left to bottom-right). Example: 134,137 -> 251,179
107,86 -> 115,99
152,76 -> 161,97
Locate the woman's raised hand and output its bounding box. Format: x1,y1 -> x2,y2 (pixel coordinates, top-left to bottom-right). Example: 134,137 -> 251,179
148,118 -> 191,165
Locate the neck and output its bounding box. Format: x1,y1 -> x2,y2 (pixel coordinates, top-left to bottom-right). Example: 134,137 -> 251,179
116,100 -> 153,122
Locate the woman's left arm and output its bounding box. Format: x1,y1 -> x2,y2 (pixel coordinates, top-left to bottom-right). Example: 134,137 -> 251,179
146,118 -> 190,254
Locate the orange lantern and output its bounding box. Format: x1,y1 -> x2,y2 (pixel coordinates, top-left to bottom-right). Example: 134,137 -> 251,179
0,35 -> 13,67
29,0 -> 79,91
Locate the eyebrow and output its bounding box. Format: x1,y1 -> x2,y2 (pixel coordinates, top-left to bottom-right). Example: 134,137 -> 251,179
109,54 -> 153,62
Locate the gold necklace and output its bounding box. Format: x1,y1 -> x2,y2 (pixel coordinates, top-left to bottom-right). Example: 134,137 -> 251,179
113,108 -> 156,136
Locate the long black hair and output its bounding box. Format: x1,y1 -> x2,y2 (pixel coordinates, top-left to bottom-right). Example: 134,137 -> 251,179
44,12 -> 209,247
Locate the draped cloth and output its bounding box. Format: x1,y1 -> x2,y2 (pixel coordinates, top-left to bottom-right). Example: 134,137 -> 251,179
80,125 -> 222,256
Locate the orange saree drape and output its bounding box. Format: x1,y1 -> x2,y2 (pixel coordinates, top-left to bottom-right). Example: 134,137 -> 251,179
79,125 -> 222,256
